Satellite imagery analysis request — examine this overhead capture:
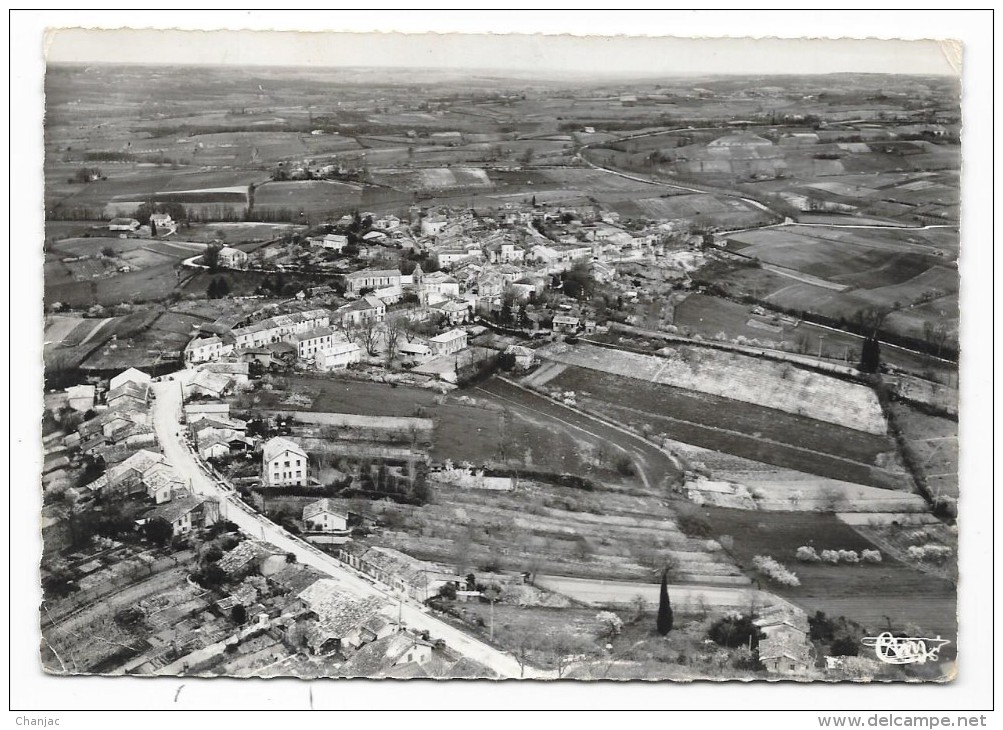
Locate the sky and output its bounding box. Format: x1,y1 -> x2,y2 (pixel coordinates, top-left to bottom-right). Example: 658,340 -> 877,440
44,27 -> 961,78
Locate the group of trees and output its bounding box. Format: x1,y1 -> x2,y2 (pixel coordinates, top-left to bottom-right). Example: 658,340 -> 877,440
206,276 -> 231,299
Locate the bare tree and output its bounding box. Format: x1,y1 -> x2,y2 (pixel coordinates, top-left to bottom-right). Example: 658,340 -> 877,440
384,315 -> 405,364
352,318 -> 381,356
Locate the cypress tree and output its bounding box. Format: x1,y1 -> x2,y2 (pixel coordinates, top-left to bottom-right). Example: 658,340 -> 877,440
858,335 -> 880,373
207,278 -> 219,299
657,568 -> 674,636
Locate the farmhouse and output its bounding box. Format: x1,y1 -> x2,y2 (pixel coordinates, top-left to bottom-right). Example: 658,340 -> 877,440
262,436 -> 309,487
217,246 -> 248,270
429,328 -> 468,356
149,212 -> 173,228
317,341 -> 363,371
302,498 -> 350,533
108,217 -> 140,232
343,268 -> 402,295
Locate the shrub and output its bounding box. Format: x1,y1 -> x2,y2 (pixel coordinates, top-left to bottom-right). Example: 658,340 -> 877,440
837,550 -> 860,564
708,613 -> 765,649
795,546 -> 820,563
752,555 -> 800,587
677,514 -> 712,539
595,611 -> 624,639
861,549 -> 882,563
820,549 -> 840,564
907,544 -> 952,563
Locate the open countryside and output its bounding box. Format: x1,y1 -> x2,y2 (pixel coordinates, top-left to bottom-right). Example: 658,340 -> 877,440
39,43 -> 959,685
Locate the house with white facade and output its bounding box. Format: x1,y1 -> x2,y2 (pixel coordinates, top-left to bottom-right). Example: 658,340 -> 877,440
302,498 -> 350,533
429,328 -> 468,356
294,327 -> 341,361
262,437 -> 309,487
317,341 -> 363,371
218,246 -> 248,270
184,336 -> 232,365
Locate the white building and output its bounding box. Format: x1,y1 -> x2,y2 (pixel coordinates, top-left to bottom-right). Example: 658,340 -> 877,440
262,437 -> 309,487
317,341 -> 363,370
218,246 -> 248,270
293,327 -> 340,361
184,336 -> 232,365
302,498 -> 350,532
429,328 -> 468,356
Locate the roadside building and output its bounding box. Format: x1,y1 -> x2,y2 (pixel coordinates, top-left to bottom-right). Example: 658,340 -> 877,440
109,367 -> 151,391
184,336 -> 231,365
218,246 -> 248,270
302,498 -> 350,533
262,436 -> 309,487
141,493 -> 219,537
552,314 -> 580,333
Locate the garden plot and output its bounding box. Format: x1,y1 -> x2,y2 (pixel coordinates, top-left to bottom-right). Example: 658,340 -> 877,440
674,442 -> 924,513
538,342 -> 887,435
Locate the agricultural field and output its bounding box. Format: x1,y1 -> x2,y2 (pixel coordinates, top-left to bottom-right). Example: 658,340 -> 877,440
534,364 -> 908,490
536,341 -> 888,435
253,180 -> 367,217
695,506 -> 957,645
888,403 -> 959,499
303,479 -> 745,585
369,167 -> 494,192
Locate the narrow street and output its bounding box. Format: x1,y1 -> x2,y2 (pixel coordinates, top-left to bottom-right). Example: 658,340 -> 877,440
150,377 -> 541,679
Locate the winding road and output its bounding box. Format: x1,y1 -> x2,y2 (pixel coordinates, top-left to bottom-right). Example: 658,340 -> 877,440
150,376 -> 538,679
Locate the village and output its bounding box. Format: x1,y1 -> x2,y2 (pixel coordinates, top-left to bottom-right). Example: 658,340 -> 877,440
37,58 -> 962,683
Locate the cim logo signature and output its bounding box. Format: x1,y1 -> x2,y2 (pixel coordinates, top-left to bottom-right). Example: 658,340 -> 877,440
861,632 -> 951,665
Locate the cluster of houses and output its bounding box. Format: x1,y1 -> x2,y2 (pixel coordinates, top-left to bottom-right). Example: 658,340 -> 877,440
208,541 -> 489,676
44,367 -> 222,541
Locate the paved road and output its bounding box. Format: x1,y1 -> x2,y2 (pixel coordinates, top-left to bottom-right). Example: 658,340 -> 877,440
150,377 -> 538,679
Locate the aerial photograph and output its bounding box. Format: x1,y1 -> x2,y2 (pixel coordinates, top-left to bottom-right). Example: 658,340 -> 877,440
35,26 -> 963,686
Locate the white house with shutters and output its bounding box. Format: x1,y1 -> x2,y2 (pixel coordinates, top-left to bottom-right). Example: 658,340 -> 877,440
262,437 -> 309,487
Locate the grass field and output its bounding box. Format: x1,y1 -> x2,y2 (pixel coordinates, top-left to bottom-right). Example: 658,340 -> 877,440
253,180 -> 366,216
540,365 -> 906,490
